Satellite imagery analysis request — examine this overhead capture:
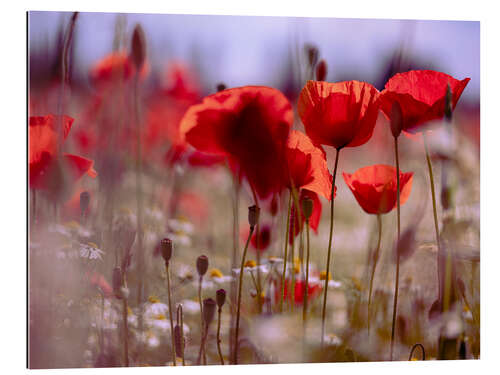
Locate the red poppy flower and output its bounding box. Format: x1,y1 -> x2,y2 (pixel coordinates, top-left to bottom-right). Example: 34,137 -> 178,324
298,80 -> 380,149
286,130 -> 332,200
378,70 -> 470,134
241,224 -> 272,252
29,114 -> 97,194
180,86 -> 293,198
90,52 -> 149,88
281,278 -> 323,305
342,164 -> 413,215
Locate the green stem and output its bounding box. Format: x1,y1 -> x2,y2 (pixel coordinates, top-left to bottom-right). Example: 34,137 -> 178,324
423,133 -> 446,310
390,137 -> 401,360
217,308 -> 224,365
234,225 -> 254,364
166,264 -> 176,366
303,219 -> 311,325
280,192 -> 292,312
320,148 -> 340,347
368,214 -> 382,336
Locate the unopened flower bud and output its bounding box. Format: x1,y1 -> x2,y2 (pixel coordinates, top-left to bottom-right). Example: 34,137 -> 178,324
302,197 -> 314,220
216,289 -> 226,308
160,238 -> 173,263
390,101 -> 403,138
196,255 -> 209,277
112,267 -> 123,299
202,298 -> 216,327
130,24 -> 146,70
174,324 -> 184,356
80,191 -> 90,216
248,205 -> 260,228
216,83 -> 226,92
316,59 -> 328,81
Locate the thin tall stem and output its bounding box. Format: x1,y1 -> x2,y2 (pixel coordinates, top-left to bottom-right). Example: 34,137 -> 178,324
234,226 -> 254,364
368,214 -> 382,335
166,264 -> 176,365
280,192 -> 292,312
229,174 -> 240,362
423,132 -> 445,305
303,219 -> 311,324
121,272 -> 129,367
217,307 -> 224,365
321,148 -> 340,347
177,304 -> 185,366
390,137 -> 401,360
198,276 -> 206,364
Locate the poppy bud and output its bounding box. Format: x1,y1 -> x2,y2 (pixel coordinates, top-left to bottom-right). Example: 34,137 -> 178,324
305,44 -> 319,68
441,184 -> 452,211
196,255 -> 209,277
216,83 -> 227,92
174,324 -> 184,356
316,59 -> 328,82
216,288 -> 226,308
390,101 -> 403,138
302,197 -> 314,220
130,24 -> 146,70
248,205 -> 260,229
80,191 -> 90,216
202,298 -> 216,327
160,238 -> 173,264
445,83 -> 453,121
112,267 -> 123,299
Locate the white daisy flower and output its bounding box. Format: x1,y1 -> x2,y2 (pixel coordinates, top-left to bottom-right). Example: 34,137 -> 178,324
79,242 -> 105,260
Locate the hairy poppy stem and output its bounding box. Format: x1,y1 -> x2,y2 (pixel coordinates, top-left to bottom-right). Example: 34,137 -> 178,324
229,173 -> 240,362
280,192 -> 292,313
368,214 -> 382,336
321,148 -> 340,348
198,275 -> 206,364
166,263 -> 177,365
423,133 -> 447,311
177,304 -> 185,366
217,307 -> 224,365
289,183 -> 302,313
409,343 -> 426,361
303,219 -> 311,325
390,137 -> 401,360
234,225 -> 254,364
250,186 -> 263,314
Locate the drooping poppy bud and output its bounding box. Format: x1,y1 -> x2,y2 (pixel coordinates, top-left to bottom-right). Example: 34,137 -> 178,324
112,267 -> 123,299
80,191 -> 90,216
216,288 -> 226,308
196,255 -> 209,277
302,197 -> 314,221
390,101 -> 403,138
216,83 -> 227,92
130,24 -> 146,70
305,44 -> 319,68
160,238 -> 173,264
315,59 -> 327,82
202,298 -> 216,327
445,83 -> 453,121
248,205 -> 260,229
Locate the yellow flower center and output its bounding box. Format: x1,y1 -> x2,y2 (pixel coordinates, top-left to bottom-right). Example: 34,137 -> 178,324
148,295 -> 160,304
244,260 -> 257,268
210,268 -> 224,278
320,271 -> 332,281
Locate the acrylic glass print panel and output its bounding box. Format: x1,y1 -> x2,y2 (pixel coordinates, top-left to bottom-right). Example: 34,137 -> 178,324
27,10 -> 479,368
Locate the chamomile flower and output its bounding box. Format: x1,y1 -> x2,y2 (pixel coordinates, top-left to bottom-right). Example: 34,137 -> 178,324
79,242 -> 105,260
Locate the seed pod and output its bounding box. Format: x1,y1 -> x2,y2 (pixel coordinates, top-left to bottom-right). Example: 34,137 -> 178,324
390,101 -> 403,138
216,83 -> 227,92
80,191 -> 90,216
302,197 -> 314,220
216,289 -> 226,308
112,267 -> 123,299
202,298 -> 216,327
248,205 -> 260,228
130,24 -> 146,69
316,59 -> 328,81
160,238 -> 173,263
196,255 -> 209,277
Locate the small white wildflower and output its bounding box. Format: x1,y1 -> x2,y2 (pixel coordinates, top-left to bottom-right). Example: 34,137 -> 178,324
168,218 -> 194,234
179,299 -> 200,314
79,243 -> 105,261
324,333 -> 342,346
